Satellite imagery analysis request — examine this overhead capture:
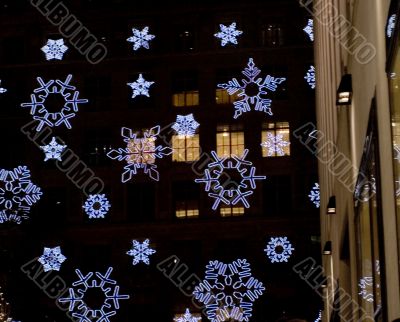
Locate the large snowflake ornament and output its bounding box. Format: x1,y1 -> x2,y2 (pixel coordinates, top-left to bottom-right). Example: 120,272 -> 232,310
174,308 -> 201,322
195,149 -> 266,210
264,237 -> 295,263
38,246 -> 67,272
127,74 -> 154,98
59,267 -> 129,322
303,19 -> 314,41
0,166 -> 42,224
172,114 -> 200,137
304,65 -> 316,89
217,58 -> 286,119
0,80 -> 7,94
127,27 -> 155,51
21,75 -> 88,131
261,132 -> 290,156
83,194 -> 111,219
126,239 -> 156,265
193,259 -> 265,322
41,39 -> 68,60
308,183 -> 320,208
107,126 -> 173,182
40,137 -> 66,161
387,14 -> 396,38
214,22 -> 243,46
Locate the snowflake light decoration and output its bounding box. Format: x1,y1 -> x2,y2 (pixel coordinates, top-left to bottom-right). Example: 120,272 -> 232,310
195,149 -> 265,210
387,14 -> 396,38
40,137 -> 66,161
214,22 -> 243,46
59,267 -> 129,322
127,74 -> 154,98
264,237 -> 295,263
0,166 -> 42,224
303,19 -> 314,41
126,239 -> 156,265
308,183 -> 320,208
394,144 -> 400,162
21,75 -> 88,131
314,310 -> 322,322
38,246 -> 67,272
0,80 -> 6,94
304,65 -> 316,89
83,194 -> 111,219
174,308 -> 201,322
107,126 -> 173,182
172,114 -> 200,137
193,259 -> 265,322
127,27 -> 155,51
261,132 -> 290,156
358,276 -> 374,302
217,58 -> 286,119
41,39 -> 68,60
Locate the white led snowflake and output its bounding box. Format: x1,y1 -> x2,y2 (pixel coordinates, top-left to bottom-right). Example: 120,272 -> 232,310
107,126 -> 173,182
127,74 -> 154,98
38,246 -> 67,272
214,22 -> 243,46
314,310 -> 322,322
21,75 -> 88,131
127,27 -> 155,51
40,137 -> 66,161
83,194 -> 111,219
126,239 -> 156,265
193,259 -> 265,322
308,183 -> 320,208
41,39 -> 68,60
217,58 -> 286,119
174,308 -> 201,322
0,166 -> 42,224
172,114 -> 200,137
387,14 -> 396,38
264,237 -> 295,263
359,276 -> 374,302
304,65 -> 316,89
261,132 -> 290,156
59,267 -> 129,322
195,149 -> 266,210
303,19 -> 314,41
0,80 -> 6,94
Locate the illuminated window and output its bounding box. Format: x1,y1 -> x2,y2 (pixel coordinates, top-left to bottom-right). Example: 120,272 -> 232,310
172,71 -> 199,107
173,181 -> 199,219
220,206 -> 245,217
172,134 -> 200,162
176,200 -> 199,219
261,122 -> 290,157
127,135 -> 156,164
216,124 -> 244,158
215,88 -> 239,104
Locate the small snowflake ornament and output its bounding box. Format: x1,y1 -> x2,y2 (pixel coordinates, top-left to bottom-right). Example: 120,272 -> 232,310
174,308 -> 201,322
127,27 -> 155,51
264,237 -> 294,263
38,246 -> 67,272
214,22 -> 243,46
127,74 -> 154,98
40,137 -> 66,161
0,80 -> 7,94
304,65 -> 316,89
172,114 -> 200,137
261,132 -> 290,156
83,194 -> 111,219
387,14 -> 396,38
303,19 -> 314,41
41,39 -> 68,60
126,239 -> 156,265
308,183 -> 320,208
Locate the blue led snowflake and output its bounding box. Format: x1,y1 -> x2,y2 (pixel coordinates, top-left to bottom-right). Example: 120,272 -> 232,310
40,137 -> 66,161
172,114 -> 200,137
304,65 -> 316,89
126,239 -> 156,265
193,259 -> 265,322
83,194 -> 111,219
264,237 -> 294,263
127,27 -> 155,51
107,126 -> 173,182
303,19 -> 314,41
0,80 -> 6,94
387,14 -> 396,38
41,39 -> 68,60
308,183 -> 320,208
174,309 -> 201,322
21,75 -> 88,131
217,58 -> 286,119
59,267 -> 130,322
261,132 -> 290,156
0,166 -> 42,224
127,74 -> 154,98
214,22 -> 243,46
38,246 -> 67,272
195,149 -> 266,210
